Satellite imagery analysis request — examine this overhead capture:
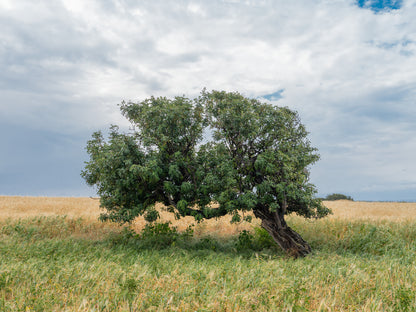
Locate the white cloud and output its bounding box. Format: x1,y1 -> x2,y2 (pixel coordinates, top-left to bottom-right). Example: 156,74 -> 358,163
1,0 -> 415,199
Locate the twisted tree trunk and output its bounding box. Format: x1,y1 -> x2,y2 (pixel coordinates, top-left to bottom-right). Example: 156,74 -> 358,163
253,202 -> 311,258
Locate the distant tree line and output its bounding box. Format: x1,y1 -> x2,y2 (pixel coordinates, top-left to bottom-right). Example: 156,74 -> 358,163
322,193 -> 354,201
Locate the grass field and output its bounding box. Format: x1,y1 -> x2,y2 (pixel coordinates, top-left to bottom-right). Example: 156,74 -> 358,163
1,197 -> 416,311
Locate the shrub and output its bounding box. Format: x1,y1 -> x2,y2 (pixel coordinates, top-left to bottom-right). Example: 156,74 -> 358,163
235,230 -> 254,251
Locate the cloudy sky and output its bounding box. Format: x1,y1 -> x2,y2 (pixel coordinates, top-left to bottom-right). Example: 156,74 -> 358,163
1,0 -> 415,201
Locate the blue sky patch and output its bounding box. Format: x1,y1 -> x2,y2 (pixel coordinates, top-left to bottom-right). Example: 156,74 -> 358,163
261,89 -> 284,101
357,0 -> 403,12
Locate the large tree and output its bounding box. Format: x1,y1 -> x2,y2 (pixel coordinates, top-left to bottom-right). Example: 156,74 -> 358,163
82,90 -> 330,257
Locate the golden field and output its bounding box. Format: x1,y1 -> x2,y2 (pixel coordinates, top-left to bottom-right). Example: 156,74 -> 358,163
0,196 -> 254,237
324,199 -> 416,221
1,196 -> 415,235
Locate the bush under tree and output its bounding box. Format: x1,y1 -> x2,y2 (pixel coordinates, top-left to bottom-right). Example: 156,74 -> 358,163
82,90 -> 331,257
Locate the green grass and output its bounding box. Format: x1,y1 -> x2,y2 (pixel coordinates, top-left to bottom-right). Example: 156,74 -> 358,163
1,216 -> 416,311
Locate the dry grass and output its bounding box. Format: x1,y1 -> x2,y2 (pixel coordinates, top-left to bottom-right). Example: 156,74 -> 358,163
0,196 -> 102,220
324,200 -> 416,221
0,196 -> 256,237
1,196 -> 416,236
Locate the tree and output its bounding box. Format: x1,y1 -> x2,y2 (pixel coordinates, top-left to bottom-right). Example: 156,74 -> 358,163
82,90 -> 331,257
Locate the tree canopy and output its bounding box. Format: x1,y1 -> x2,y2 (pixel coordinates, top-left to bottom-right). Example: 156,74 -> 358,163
82,90 -> 331,257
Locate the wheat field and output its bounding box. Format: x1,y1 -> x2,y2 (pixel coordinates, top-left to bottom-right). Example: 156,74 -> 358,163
325,199 -> 416,220
0,196 -> 256,237
2,196 -> 416,219
1,196 -> 415,235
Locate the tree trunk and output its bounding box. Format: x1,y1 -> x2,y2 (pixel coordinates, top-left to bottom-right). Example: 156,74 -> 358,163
253,205 -> 311,258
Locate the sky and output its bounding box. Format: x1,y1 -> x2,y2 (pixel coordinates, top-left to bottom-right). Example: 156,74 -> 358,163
1,0 -> 415,201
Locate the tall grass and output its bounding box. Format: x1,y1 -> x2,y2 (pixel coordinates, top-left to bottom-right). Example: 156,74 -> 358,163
1,215 -> 416,311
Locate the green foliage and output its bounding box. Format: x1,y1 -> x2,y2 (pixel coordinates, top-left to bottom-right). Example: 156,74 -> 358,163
81,126 -> 153,224
143,206 -> 159,223
253,227 -> 278,250
324,193 -> 354,201
193,236 -> 222,252
82,90 -> 329,226
140,222 -> 179,241
202,90 -> 329,219
110,222 -> 195,250
235,228 -> 282,252
236,230 -> 254,251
